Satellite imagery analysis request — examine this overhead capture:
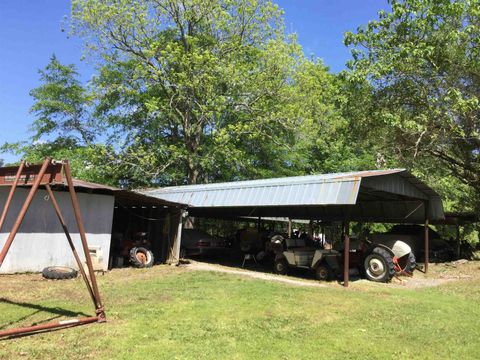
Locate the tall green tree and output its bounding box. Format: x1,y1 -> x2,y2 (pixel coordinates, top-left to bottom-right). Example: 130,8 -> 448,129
289,61 -> 379,174
344,0 -> 480,210
29,54 -> 96,145
71,0 -> 304,185
1,55 -> 113,184
4,1 -> 370,189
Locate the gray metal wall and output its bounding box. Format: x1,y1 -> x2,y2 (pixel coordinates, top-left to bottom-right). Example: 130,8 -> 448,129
0,188 -> 114,273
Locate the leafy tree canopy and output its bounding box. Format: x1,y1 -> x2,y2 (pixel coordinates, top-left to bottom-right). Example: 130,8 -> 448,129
345,0 -> 480,210
70,0 -> 310,185
1,1 -> 394,190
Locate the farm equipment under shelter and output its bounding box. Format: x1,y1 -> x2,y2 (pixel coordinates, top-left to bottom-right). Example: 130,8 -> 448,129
147,169 -> 446,286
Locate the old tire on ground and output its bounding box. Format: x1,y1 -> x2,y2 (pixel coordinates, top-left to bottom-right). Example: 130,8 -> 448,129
396,252 -> 416,274
363,247 -> 395,282
274,258 -> 288,275
315,264 -> 332,281
129,247 -> 154,268
42,266 -> 78,280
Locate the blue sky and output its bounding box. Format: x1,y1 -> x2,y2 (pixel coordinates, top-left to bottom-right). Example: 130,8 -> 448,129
0,0 -> 388,164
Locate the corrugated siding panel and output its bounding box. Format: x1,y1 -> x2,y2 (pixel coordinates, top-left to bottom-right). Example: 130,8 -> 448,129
362,175 -> 427,200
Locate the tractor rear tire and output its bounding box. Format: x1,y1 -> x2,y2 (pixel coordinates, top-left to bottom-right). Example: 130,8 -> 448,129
129,247 -> 154,268
274,258 -> 288,275
364,247 -> 395,282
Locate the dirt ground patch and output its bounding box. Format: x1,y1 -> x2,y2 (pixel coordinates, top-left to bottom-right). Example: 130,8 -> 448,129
184,259 -> 480,289
185,261 -> 328,287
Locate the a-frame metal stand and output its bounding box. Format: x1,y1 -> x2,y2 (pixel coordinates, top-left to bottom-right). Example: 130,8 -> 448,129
0,158 -> 106,338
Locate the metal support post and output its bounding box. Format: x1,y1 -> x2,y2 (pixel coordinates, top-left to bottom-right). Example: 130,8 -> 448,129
63,161 -> 104,318
456,224 -> 461,259
0,160 -> 25,232
424,218 -> 429,274
343,221 -> 350,287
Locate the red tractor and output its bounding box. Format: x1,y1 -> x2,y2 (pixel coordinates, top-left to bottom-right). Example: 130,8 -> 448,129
349,239 -> 416,282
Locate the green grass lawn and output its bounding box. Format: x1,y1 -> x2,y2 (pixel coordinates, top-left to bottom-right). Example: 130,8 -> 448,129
0,263 -> 479,360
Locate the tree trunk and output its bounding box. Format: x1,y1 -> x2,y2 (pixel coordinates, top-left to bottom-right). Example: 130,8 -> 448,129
187,159 -> 199,185
185,156 -> 200,229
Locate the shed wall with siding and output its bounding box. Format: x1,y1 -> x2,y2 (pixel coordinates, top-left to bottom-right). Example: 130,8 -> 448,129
0,187 -> 114,273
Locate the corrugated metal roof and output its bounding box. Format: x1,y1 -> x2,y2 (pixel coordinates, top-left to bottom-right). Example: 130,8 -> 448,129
145,169 -> 434,207
71,179 -> 118,191
146,170 -> 373,207
144,169 -> 444,222
61,179 -> 185,208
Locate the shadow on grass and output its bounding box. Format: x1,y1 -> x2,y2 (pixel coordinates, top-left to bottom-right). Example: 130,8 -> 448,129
0,297 -> 91,331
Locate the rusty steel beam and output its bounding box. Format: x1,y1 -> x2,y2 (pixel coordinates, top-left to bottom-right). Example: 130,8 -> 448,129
343,222 -> 350,287
63,161 -> 104,316
456,224 -> 461,259
0,316 -> 100,339
0,162 -> 63,186
0,160 -> 25,232
0,158 -> 106,339
424,218 -> 429,273
45,184 -> 98,309
0,158 -> 51,267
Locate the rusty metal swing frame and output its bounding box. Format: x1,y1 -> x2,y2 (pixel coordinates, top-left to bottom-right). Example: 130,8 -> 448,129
0,158 -> 106,338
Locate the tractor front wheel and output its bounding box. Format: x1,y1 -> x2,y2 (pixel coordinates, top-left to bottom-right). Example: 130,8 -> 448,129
396,252 -> 416,274
315,264 -> 332,281
274,258 -> 288,275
